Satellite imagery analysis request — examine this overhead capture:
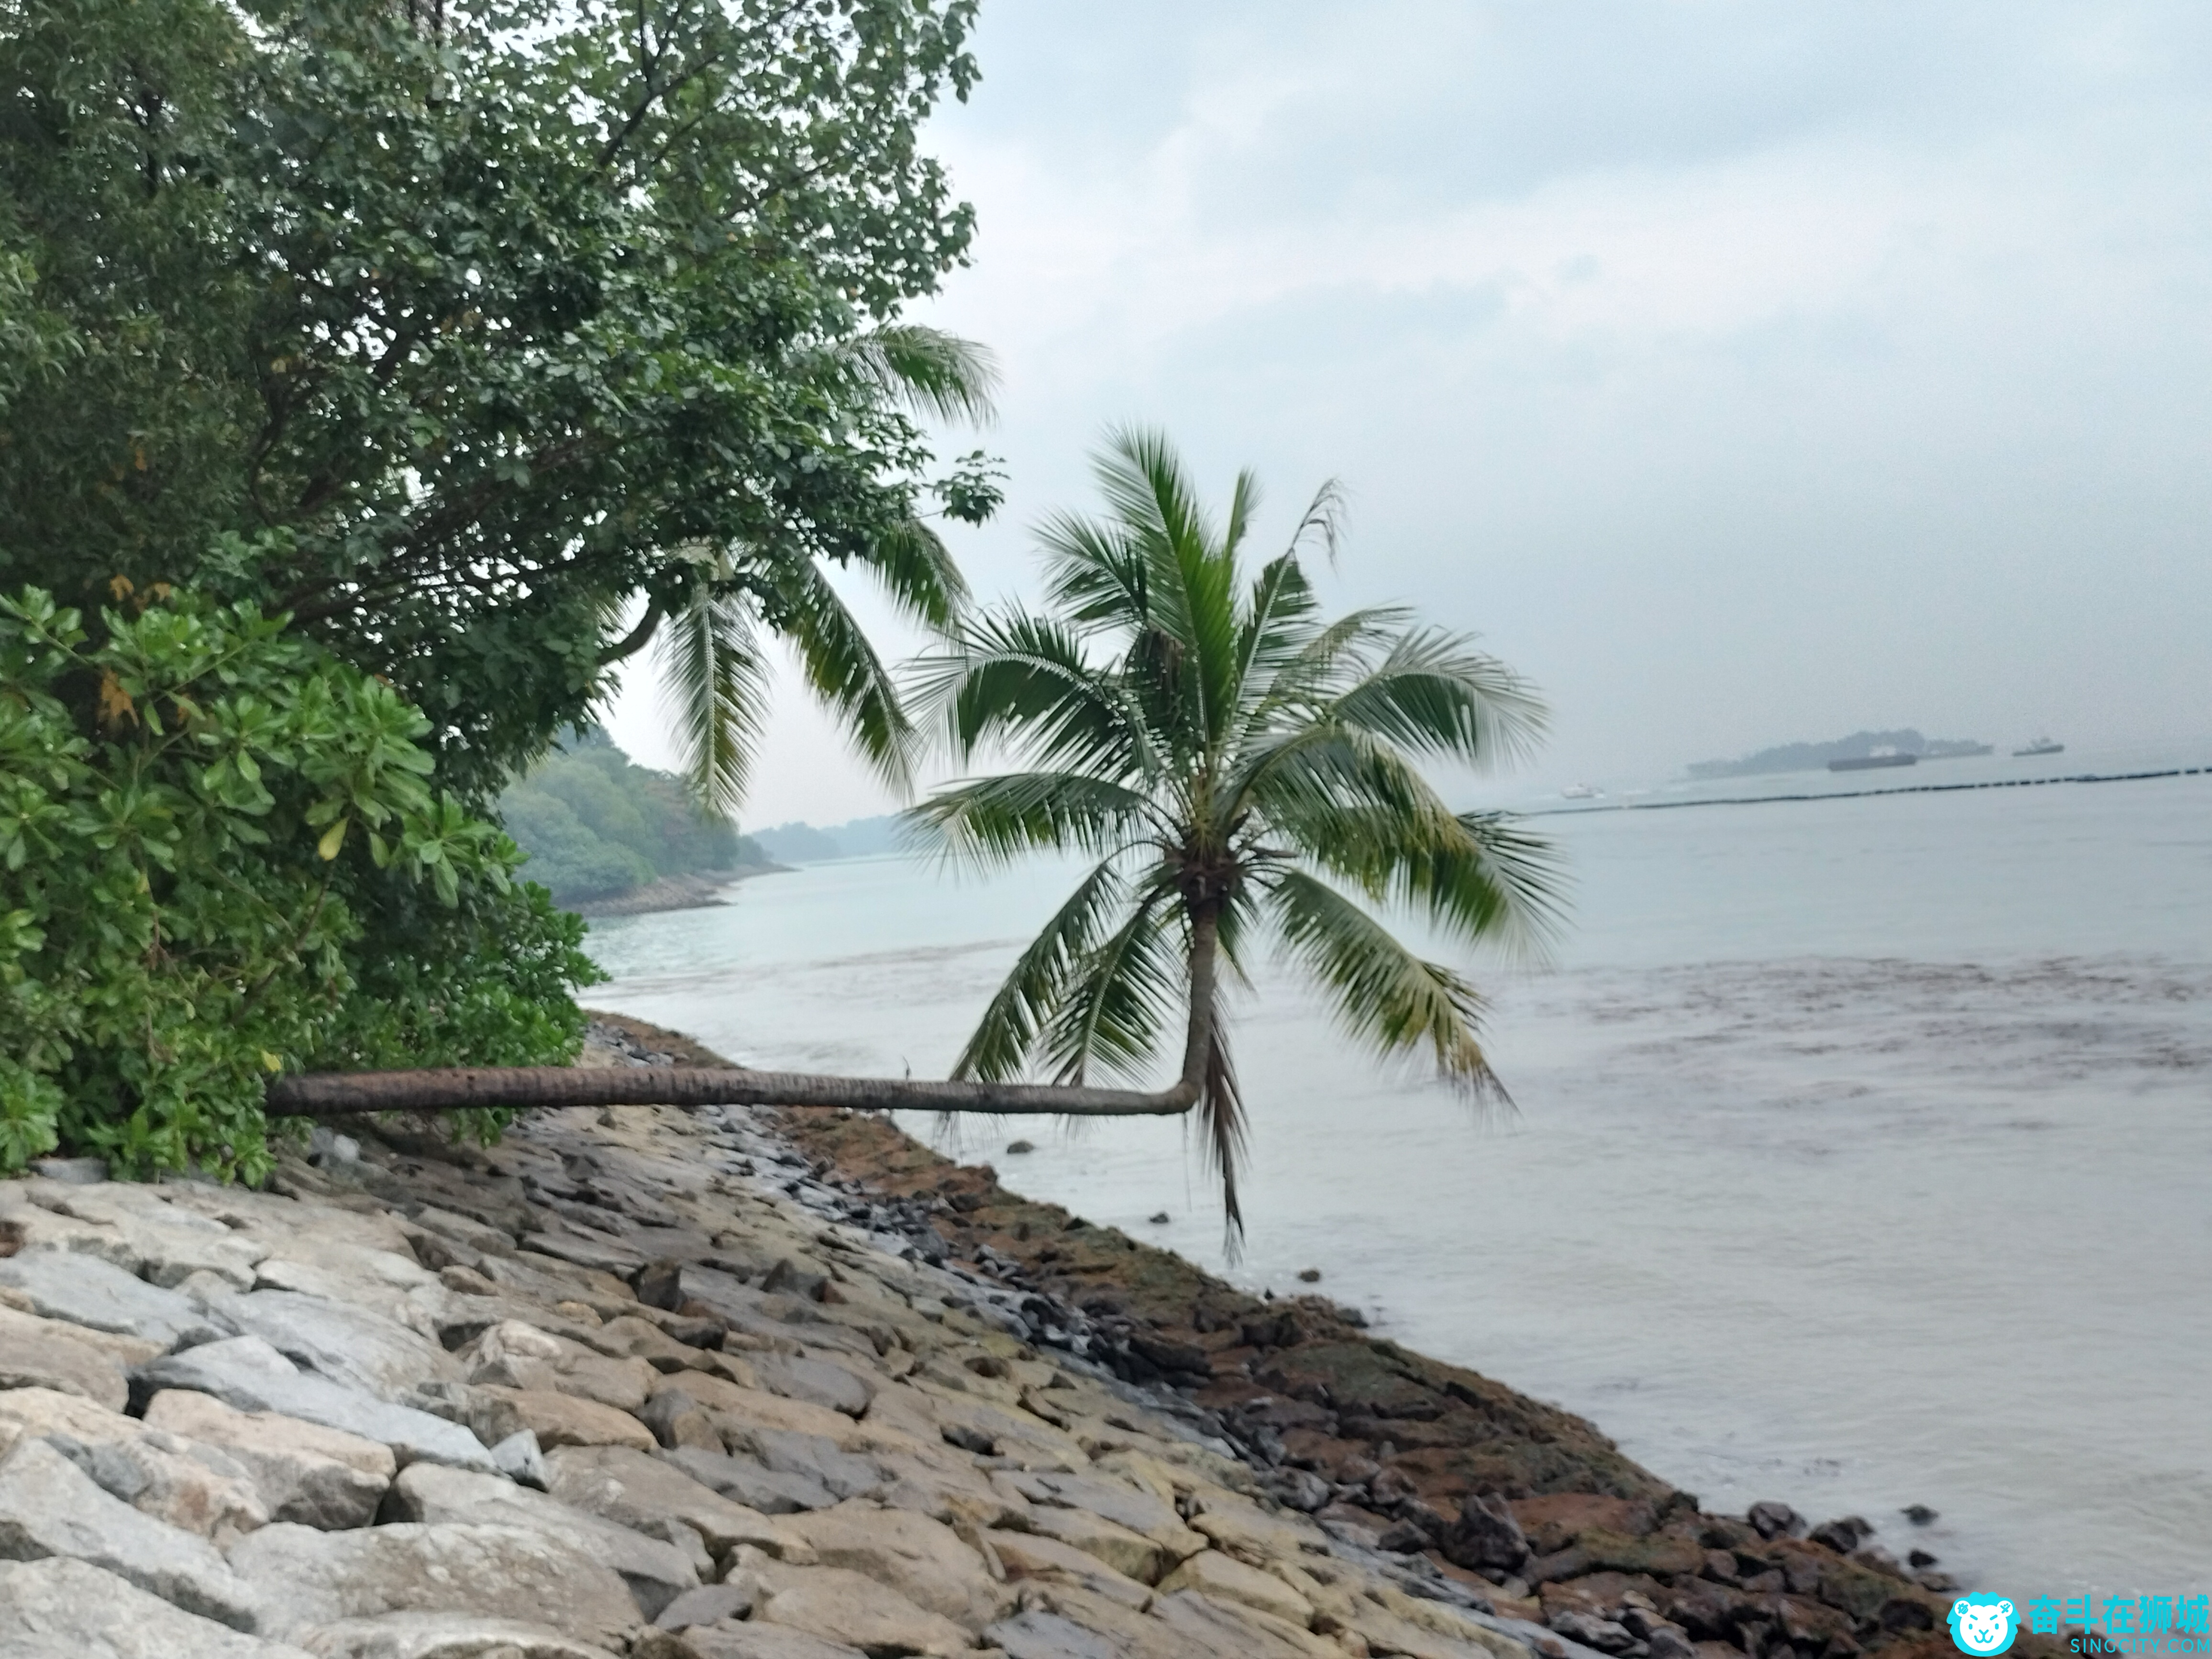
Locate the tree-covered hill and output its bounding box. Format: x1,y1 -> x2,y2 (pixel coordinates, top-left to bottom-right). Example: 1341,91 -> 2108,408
499,731 -> 772,907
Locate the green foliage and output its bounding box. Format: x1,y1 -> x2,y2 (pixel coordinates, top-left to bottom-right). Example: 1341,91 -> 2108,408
0,0 -> 991,800
907,430 -> 1564,1238
0,585 -> 598,1179
498,730 -> 769,906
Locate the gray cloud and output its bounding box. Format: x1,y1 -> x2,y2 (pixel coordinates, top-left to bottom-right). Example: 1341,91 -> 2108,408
610,0 -> 2212,820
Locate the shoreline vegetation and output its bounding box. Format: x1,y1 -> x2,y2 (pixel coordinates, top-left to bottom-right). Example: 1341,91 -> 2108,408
571,865 -> 791,920
586,1007 -> 2029,1659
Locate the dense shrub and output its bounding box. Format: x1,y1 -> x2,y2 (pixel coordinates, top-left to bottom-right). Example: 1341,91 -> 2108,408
0,586 -> 599,1179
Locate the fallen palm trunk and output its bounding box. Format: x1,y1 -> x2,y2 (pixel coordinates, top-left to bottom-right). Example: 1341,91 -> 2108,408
264,1064 -> 1197,1119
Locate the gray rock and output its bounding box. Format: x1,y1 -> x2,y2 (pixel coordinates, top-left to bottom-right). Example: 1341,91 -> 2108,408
0,1438 -> 261,1631
144,1391 -> 395,1532
385,1462 -> 699,1618
655,1626 -> 867,1659
492,1430 -> 551,1491
132,1338 -> 497,1474
409,1206 -> 517,1258
652,1580 -> 757,1631
0,1251 -> 232,1349
1267,1469 -> 1331,1513
226,1523 -> 638,1651
658,1446 -> 837,1515
638,1387 -> 721,1451
207,1291 -> 463,1404
727,1427 -> 881,1502
748,1356 -> 871,1418
542,1445 -> 807,1565
984,1610 -> 1121,1659
0,1305 -> 134,1409
0,1558 -> 311,1658
290,1612 -> 615,1658
28,1157 -> 108,1184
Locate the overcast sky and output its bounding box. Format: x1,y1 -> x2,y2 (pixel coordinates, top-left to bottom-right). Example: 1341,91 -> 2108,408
606,0 -> 2212,828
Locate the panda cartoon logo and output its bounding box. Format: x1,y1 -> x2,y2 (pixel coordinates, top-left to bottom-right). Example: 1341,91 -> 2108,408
1949,1595 -> 2019,1655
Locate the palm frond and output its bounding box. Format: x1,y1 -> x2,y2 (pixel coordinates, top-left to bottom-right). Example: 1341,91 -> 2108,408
1199,1014 -> 1250,1250
823,323 -> 1000,425
1267,867 -> 1505,1100
865,514 -> 969,630
765,558 -> 916,794
1037,510 -> 1150,634
656,590 -> 771,819
903,771 -> 1162,869
1041,881 -> 1183,1085
907,608 -> 1152,782
1323,627 -> 1548,768
952,858 -> 1129,1084
1283,476 -> 1349,566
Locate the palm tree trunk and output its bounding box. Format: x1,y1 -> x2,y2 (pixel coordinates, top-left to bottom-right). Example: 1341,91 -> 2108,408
266,903 -> 1228,1124
263,1060 -> 1199,1120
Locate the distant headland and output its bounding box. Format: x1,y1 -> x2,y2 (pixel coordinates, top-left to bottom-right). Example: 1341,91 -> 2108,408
1688,728 -> 1994,779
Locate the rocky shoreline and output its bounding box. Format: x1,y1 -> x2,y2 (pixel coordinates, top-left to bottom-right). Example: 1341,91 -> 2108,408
571,866 -> 790,920
0,1017 -> 2055,1659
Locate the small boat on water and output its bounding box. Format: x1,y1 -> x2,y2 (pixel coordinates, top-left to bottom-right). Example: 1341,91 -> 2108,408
2013,737 -> 2064,757
1828,752 -> 1918,773
1561,783 -> 1603,800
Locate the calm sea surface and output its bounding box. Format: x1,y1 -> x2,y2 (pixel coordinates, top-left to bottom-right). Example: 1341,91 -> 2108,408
584,744 -> 2212,1594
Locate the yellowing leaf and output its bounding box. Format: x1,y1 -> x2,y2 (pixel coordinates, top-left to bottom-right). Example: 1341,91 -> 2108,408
260,1050 -> 283,1074
96,670 -> 136,730
317,818 -> 348,861
107,574 -> 134,601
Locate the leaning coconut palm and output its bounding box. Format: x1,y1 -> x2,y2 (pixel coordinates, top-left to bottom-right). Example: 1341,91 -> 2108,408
903,427 -> 1564,1239
606,324 -> 1000,818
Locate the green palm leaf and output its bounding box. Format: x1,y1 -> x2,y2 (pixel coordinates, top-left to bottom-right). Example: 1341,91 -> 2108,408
657,591 -> 771,820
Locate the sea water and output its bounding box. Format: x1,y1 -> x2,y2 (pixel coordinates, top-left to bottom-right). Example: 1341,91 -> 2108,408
584,743 -> 2212,1593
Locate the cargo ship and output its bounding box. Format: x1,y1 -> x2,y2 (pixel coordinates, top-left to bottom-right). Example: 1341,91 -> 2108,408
1828,752 -> 1918,773
2013,737 -> 2063,757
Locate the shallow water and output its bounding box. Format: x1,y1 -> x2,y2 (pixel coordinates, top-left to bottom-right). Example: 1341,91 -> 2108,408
585,746 -> 2212,1595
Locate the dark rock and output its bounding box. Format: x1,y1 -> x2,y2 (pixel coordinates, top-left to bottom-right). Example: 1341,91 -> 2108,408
1901,1504 -> 1938,1526
632,1259 -> 687,1312
1297,1269 -> 1322,1283
1526,1545 -> 1593,1587
1445,1493 -> 1531,1571
1906,1549 -> 1938,1569
1880,1598 -> 1935,1633
1649,1630 -> 1698,1659
1127,1333 -> 1209,1376
1742,1569 -> 1785,1595
1808,1516 -> 1873,1555
1702,1550 -> 1742,1586
948,1192 -> 985,1213
1669,1582 -> 1753,1639
1551,1611 -> 1639,1654
1147,1211 -> 1170,1224
1005,1140 -> 1035,1155
1748,1502 -> 1806,1540
1376,1519 -> 1434,1554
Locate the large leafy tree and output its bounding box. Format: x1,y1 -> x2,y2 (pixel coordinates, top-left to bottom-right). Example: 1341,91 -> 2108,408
905,429 -> 1564,1235
0,0 -> 997,801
